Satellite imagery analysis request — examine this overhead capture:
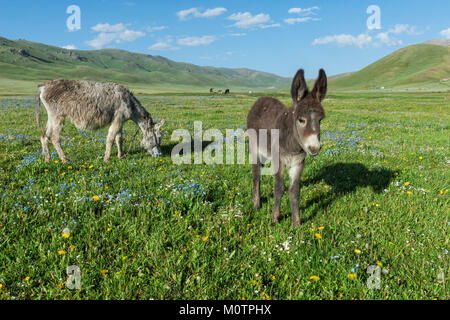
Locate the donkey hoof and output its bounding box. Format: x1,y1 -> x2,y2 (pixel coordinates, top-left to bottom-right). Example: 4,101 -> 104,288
271,215 -> 280,225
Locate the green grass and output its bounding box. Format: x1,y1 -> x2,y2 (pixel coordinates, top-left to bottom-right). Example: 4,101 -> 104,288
0,92 -> 448,300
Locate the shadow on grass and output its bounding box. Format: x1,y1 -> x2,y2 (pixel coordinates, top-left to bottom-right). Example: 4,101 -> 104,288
265,162 -> 396,224
296,162 -> 396,223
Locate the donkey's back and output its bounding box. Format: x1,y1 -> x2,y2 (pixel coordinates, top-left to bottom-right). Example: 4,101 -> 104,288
39,79 -> 134,131
247,97 -> 288,131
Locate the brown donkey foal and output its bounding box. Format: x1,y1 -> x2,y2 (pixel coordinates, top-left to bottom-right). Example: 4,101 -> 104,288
247,69 -> 327,227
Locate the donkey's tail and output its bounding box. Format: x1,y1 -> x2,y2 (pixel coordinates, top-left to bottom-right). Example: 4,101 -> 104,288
35,85 -> 43,128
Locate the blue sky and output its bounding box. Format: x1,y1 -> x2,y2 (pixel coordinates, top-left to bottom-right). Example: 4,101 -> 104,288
0,0 -> 449,78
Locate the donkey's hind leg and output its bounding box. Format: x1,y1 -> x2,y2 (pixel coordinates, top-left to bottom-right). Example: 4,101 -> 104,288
252,159 -> 262,209
41,123 -> 52,163
115,128 -> 124,160
104,120 -> 122,162
50,117 -> 67,163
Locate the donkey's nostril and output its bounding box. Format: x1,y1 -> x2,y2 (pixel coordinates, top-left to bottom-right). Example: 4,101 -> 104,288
308,146 -> 321,155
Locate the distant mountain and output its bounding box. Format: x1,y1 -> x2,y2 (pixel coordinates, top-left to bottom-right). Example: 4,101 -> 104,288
330,43 -> 450,90
424,38 -> 450,47
0,36 -> 290,93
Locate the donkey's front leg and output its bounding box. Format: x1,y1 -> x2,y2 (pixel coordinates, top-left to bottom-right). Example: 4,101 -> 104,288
288,160 -> 305,227
272,162 -> 285,224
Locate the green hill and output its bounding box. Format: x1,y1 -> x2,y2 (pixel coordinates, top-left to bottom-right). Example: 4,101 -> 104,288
330,44 -> 450,91
0,36 -> 290,95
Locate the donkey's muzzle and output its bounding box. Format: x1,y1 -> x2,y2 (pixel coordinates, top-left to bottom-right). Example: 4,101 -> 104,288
307,145 -> 321,156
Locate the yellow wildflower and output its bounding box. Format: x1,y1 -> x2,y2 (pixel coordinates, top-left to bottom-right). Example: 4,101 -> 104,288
100,270 -> 109,275
354,249 -> 362,255
92,196 -> 100,201
58,250 -> 66,255
315,233 -> 322,240
310,275 -> 320,281
348,273 -> 357,279
25,276 -> 30,282
376,261 -> 382,267
202,235 -> 209,242
69,245 -> 76,251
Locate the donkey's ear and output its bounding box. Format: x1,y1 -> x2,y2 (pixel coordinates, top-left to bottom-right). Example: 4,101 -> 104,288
311,69 -> 327,102
291,69 -> 309,104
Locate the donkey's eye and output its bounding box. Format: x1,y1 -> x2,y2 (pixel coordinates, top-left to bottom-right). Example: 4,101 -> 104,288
298,118 -> 306,124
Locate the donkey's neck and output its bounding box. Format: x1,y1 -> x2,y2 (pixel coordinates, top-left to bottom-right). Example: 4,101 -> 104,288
131,98 -> 153,133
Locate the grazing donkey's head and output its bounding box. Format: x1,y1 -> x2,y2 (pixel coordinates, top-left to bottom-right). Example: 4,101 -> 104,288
141,118 -> 166,157
290,69 -> 327,156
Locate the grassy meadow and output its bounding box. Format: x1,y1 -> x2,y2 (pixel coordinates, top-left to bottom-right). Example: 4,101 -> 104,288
0,91 -> 448,300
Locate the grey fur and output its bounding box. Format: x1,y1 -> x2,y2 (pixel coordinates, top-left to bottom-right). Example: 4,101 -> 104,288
35,79 -> 165,163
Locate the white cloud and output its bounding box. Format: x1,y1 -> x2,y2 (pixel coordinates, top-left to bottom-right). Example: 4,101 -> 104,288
284,17 -> 320,25
62,45 -> 77,50
146,26 -> 167,32
202,7 -> 228,18
227,12 -> 273,29
177,7 -> 227,20
91,23 -> 126,33
313,34 -> 373,48
288,7 -> 319,15
148,39 -> 179,51
313,24 -> 422,48
86,32 -> 118,49
440,27 -> 450,39
285,7 -> 320,25
260,23 -> 281,29
177,35 -> 216,47
228,33 -> 247,37
376,24 -> 420,46
87,23 -> 145,49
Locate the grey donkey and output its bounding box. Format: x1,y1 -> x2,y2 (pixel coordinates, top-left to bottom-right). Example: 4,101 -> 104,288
35,79 -> 165,163
247,69 -> 327,227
